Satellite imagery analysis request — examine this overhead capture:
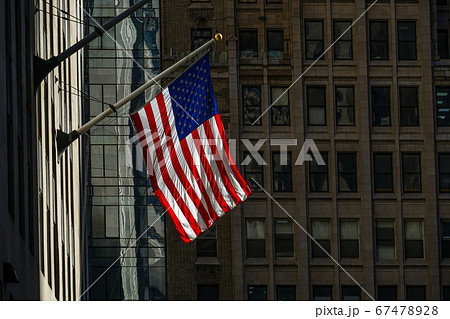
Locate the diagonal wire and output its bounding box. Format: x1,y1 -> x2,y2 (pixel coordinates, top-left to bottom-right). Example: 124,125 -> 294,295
251,178 -> 376,301
75,0 -> 202,126
251,0 -> 379,125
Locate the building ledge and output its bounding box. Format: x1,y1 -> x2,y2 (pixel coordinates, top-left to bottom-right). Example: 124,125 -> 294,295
195,257 -> 220,265
188,3 -> 213,10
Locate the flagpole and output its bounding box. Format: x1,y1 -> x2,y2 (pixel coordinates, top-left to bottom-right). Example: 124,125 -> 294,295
56,33 -> 223,159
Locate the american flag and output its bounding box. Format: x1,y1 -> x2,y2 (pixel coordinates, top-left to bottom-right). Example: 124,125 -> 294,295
131,56 -> 252,243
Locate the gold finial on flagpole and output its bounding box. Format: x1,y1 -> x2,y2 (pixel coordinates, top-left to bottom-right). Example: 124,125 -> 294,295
214,33 -> 223,41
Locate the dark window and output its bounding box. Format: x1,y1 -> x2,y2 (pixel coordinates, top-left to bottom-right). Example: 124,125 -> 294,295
307,86 -> 326,126
402,153 -> 421,193
373,153 -> 393,193
313,286 -> 332,301
342,286 -> 361,301
372,87 -> 391,126
370,21 -> 389,60
196,225 -> 217,258
336,87 -> 355,126
274,219 -> 294,257
267,30 -> 284,58
271,87 -> 290,125
406,286 -> 426,301
248,285 -> 267,301
246,219 -> 265,258
277,286 -> 296,301
105,207 -> 119,238
437,0 -> 447,5
334,21 -> 352,60
240,30 -> 258,58
273,152 -> 292,192
438,30 -> 449,59
338,153 -> 357,193
400,87 -> 419,126
398,21 -> 417,60
340,220 -> 359,258
310,153 -> 328,192
378,286 -> 397,301
376,220 -> 395,260
242,86 -> 261,125
439,154 -> 450,193
191,28 -> 212,50
198,285 -> 219,301
405,220 -> 424,259
305,21 -> 324,60
444,286 -> 450,300
243,151 -> 264,192
311,219 -> 331,258
437,87 -> 450,126
441,221 -> 450,258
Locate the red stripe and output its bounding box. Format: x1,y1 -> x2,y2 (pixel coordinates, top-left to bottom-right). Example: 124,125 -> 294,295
155,94 -> 213,227
213,114 -> 253,197
179,138 -> 221,222
191,129 -> 232,212
202,119 -> 242,205
144,96 -> 202,236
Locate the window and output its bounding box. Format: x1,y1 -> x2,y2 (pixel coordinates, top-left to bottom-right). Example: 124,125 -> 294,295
406,286 -> 426,301
196,224 -> 217,258
441,221 -> 450,258
242,86 -> 261,125
439,154 -> 450,193
248,285 -> 267,301
239,30 -> 258,58
444,286 -> 450,301
400,87 -> 419,126
437,0 -> 447,5
334,21 -> 352,60
243,151 -> 264,192
305,21 -> 324,60
311,219 -> 331,258
105,207 -> 119,238
373,153 -> 393,193
437,87 -> 450,126
376,220 -> 395,260
277,286 -> 296,301
438,30 -> 449,59
340,220 -> 359,258
371,87 -> 391,126
246,219 -> 265,258
274,219 -> 294,257
336,87 -> 355,126
310,153 -> 328,192
272,152 -> 292,192
197,285 -> 219,301
338,153 -> 357,193
342,286 -> 361,301
370,21 -> 389,60
398,21 -> 417,60
267,30 -> 283,58
307,86 -> 326,126
405,219 -> 424,258
313,286 -> 332,301
191,29 -> 212,50
402,153 -> 421,193
378,286 -> 397,301
271,87 -> 290,125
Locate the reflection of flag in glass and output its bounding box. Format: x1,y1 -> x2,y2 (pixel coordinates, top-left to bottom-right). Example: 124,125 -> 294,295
131,56 -> 252,243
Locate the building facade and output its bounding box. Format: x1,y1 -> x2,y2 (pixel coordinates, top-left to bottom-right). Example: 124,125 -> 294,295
161,0 -> 450,301
84,0 -> 166,300
1,0 -> 85,300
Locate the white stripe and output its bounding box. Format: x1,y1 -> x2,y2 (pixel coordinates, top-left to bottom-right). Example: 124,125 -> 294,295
208,116 -> 248,202
162,89 -> 214,224
196,125 -> 236,209
137,107 -> 197,240
185,134 -> 226,217
150,90 -> 208,231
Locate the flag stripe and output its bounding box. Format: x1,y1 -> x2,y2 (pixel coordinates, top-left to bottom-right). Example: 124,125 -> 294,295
131,110 -> 194,242
143,100 -> 203,236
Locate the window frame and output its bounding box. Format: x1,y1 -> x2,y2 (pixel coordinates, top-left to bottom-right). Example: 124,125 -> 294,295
276,285 -> 296,301
239,29 -> 258,58
399,86 -> 419,126
371,86 -> 391,127
337,152 -> 358,193
369,20 -> 389,60
439,153 -> 450,193
376,219 -> 396,260
246,219 -> 266,258
274,219 -> 294,258
342,286 -> 361,301
191,28 -> 212,51
404,219 -> 424,259
267,29 -> 284,59
340,219 -> 360,259
313,285 -> 332,301
437,29 -> 449,60
436,87 -> 450,126
242,86 -> 262,126
270,86 -> 290,126
335,86 -> 355,126
311,219 -> 331,258
402,153 -> 422,193
196,224 -> 217,258
310,152 -> 329,193
305,20 -> 325,60
248,285 -> 268,301
307,85 -> 327,126
197,284 -> 219,301
441,220 -> 450,259
373,153 -> 393,193
397,21 -> 417,61
272,152 -> 293,192
333,20 -> 353,60
243,151 -> 264,192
